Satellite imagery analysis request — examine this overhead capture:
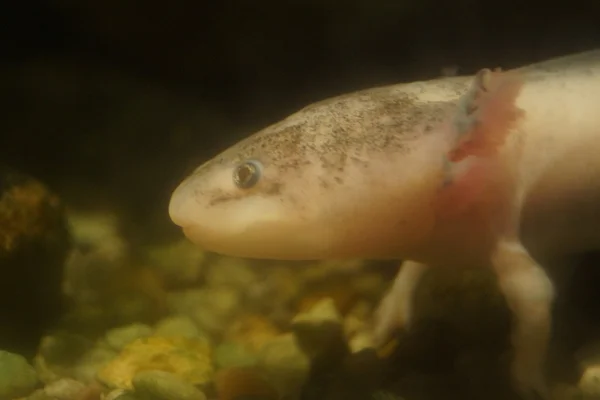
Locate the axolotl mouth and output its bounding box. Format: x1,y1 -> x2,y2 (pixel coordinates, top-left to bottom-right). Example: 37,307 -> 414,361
178,221 -> 337,260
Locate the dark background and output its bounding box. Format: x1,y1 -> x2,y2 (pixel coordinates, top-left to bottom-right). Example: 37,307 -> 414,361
1,0 -> 600,244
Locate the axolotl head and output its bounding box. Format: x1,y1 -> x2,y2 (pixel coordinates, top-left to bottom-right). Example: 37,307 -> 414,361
169,82 -> 464,260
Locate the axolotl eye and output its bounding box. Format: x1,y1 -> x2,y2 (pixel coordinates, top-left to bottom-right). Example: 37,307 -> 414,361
233,160 -> 262,189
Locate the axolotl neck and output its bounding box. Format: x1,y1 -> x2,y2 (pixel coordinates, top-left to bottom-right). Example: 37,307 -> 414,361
169,76 -> 474,261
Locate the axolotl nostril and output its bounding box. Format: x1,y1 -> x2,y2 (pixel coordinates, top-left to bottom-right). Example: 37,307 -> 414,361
169,50 -> 600,399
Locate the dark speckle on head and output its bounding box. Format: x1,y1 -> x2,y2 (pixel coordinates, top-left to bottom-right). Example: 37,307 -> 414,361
265,182 -> 283,195
207,190 -> 238,207
196,76 -> 471,201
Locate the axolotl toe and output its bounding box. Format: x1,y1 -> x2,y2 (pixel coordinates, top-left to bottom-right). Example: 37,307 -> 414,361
169,50 -> 600,399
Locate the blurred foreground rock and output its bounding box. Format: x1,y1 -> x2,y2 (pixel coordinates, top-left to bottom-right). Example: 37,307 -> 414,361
0,168 -> 70,359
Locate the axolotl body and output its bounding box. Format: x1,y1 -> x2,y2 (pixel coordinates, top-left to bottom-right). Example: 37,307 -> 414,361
168,50 -> 600,399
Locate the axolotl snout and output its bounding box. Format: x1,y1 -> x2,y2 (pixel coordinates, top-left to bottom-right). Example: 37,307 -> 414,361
169,50 -> 600,399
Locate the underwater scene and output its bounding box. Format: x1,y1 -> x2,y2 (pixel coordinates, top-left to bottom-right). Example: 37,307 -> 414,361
1,1 -> 600,400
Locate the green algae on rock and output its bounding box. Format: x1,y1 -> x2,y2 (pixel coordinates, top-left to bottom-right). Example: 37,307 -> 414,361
97,336 -> 213,390
132,370 -> 206,400
0,350 -> 40,398
104,323 -> 154,352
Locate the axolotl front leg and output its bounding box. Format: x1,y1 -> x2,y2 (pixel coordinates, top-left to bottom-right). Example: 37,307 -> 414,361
373,260 -> 429,341
493,239 -> 555,398
374,68 -> 555,399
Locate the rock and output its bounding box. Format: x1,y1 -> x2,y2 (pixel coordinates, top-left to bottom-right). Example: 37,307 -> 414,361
0,169 -> 70,357
33,332 -> 114,385
167,287 -> 242,337
132,370 -> 206,400
166,289 -> 206,316
35,332 -> 93,368
60,302 -> 128,340
62,211 -> 168,329
214,342 -> 258,369
551,383 -> 583,400
344,301 -> 376,353
110,289 -> 165,327
291,299 -> 348,362
144,240 -> 206,288
349,271 -> 385,299
343,301 -> 371,339
257,333 -> 310,398
205,257 -> 258,291
579,364 -> 600,398
0,350 -> 39,398
62,211 -> 128,305
70,344 -> 118,384
223,314 -> 280,353
105,323 -> 153,351
104,389 -> 139,400
348,331 -> 375,354
61,276 -> 167,340
293,298 -> 342,326
42,379 -> 86,400
370,390 -> 405,400
244,266 -> 301,325
214,367 -> 278,400
290,299 -> 354,399
97,336 -> 213,390
20,388 -> 51,400
153,316 -> 202,339
297,283 -> 357,316
576,341 -> 600,398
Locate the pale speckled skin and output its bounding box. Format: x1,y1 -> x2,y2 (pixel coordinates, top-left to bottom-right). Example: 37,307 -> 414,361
169,50 -> 600,399
169,77 -> 471,260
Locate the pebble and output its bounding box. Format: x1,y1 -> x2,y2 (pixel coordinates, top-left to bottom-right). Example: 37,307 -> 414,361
292,297 -> 342,326
214,367 -> 278,400
579,364 -> 600,398
205,257 -> 258,290
167,287 -> 241,336
144,240 -> 206,287
343,301 -> 371,338
33,333 -> 94,384
104,389 -> 139,400
290,297 -> 350,386
223,314 -> 281,353
166,289 -> 207,316
70,344 -> 118,383
42,379 -> 86,399
62,211 -> 128,305
245,266 -> 300,310
105,323 -> 153,351
343,301 -> 376,352
348,331 -> 375,353
153,316 -> 202,339
97,336 -> 213,390
257,333 -> 310,397
297,283 -> 356,316
189,288 -> 242,336
132,370 -> 206,400
0,350 -> 39,398
214,342 -> 258,369
349,271 -> 385,298
0,170 -> 69,358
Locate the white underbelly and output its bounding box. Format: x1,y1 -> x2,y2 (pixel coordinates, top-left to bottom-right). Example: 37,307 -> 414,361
520,138 -> 600,257
510,64 -> 600,257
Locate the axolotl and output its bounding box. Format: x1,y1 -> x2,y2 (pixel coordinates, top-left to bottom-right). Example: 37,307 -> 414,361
168,50 -> 600,399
